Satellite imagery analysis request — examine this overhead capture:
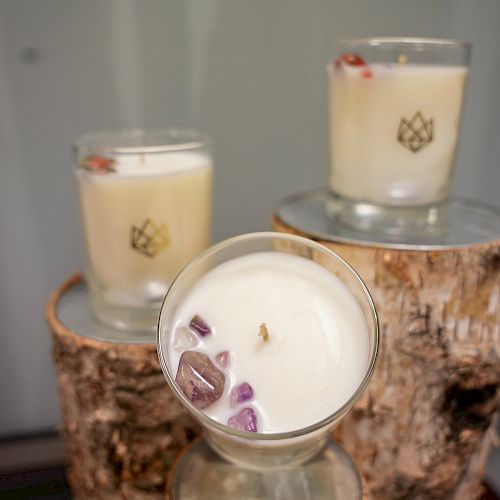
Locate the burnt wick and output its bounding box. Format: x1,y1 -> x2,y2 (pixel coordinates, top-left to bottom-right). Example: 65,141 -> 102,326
258,323 -> 270,342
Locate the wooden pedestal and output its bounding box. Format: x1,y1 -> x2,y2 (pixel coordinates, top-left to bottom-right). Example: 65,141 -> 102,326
274,191 -> 500,500
46,274 -> 200,500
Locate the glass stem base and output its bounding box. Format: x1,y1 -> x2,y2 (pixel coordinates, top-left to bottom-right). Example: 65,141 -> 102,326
167,436 -> 362,500
90,294 -> 159,331
327,192 -> 447,237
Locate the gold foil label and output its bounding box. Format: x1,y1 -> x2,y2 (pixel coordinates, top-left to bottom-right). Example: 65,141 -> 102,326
397,111 -> 434,153
131,218 -> 169,257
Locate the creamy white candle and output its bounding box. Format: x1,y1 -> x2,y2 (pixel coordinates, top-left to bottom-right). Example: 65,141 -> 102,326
76,133 -> 212,330
168,251 -> 370,433
329,63 -> 468,205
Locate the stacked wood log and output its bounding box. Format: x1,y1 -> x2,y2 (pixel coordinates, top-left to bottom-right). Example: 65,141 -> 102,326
274,216 -> 500,500
46,274 -> 200,500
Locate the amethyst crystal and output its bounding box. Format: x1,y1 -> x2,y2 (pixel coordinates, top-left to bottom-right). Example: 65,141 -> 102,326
173,326 -> 199,351
175,351 -> 225,409
228,407 -> 258,433
189,315 -> 212,337
215,351 -> 230,369
230,382 -> 254,407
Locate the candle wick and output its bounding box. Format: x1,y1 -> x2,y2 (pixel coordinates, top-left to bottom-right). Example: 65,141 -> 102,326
258,323 -> 270,342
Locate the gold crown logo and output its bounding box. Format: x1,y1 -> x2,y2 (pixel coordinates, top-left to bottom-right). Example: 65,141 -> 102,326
397,111 -> 434,153
131,218 -> 169,258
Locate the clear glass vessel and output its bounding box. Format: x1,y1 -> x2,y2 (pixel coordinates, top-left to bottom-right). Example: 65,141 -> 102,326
74,128 -> 213,331
328,38 -> 471,234
157,232 -> 379,499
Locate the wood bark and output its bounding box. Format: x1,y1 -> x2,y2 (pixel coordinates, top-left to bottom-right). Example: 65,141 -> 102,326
46,274 -> 201,500
274,216 -> 500,500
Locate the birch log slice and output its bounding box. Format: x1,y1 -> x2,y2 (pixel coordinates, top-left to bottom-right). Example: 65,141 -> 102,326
46,274 -> 200,500
273,191 -> 500,500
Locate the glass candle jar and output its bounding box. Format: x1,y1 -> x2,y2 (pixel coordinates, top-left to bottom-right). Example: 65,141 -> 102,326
75,128 -> 213,331
328,38 -> 470,233
157,232 -> 379,470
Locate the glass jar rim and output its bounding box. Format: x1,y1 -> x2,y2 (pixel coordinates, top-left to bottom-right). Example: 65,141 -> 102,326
339,36 -> 471,51
157,231 -> 380,442
75,127 -> 208,156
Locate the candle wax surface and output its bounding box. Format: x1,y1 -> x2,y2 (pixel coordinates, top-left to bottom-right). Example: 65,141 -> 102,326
167,252 -> 370,433
77,151 -> 212,306
330,63 -> 468,205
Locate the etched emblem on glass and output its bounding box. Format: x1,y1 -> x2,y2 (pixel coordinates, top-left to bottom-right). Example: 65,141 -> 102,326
131,218 -> 169,257
397,111 -> 434,153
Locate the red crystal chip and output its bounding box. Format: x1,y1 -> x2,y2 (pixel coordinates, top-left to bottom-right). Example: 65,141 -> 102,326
189,315 -> 212,337
228,407 -> 258,433
80,155 -> 115,173
361,68 -> 373,79
334,53 -> 373,78
230,382 -> 254,407
335,53 -> 367,67
175,351 -> 225,409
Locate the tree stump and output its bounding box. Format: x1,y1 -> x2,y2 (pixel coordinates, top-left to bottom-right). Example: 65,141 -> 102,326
273,191 -> 500,500
46,274 -> 201,500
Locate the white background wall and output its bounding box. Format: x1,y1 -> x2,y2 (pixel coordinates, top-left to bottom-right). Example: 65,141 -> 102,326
0,0 -> 499,436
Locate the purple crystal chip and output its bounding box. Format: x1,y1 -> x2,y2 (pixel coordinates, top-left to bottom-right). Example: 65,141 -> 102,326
189,315 -> 212,337
175,351 -> 225,409
215,351 -> 230,369
230,382 -> 254,407
228,407 -> 258,433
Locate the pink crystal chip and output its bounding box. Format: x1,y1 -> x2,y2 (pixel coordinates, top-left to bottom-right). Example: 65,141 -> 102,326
228,407 -> 258,433
175,351 -> 225,409
173,326 -> 199,351
189,315 -> 212,337
230,382 -> 254,407
215,351 -> 230,369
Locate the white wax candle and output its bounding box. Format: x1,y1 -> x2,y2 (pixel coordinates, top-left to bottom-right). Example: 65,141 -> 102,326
330,64 -> 467,205
168,252 -> 370,433
77,151 -> 212,307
